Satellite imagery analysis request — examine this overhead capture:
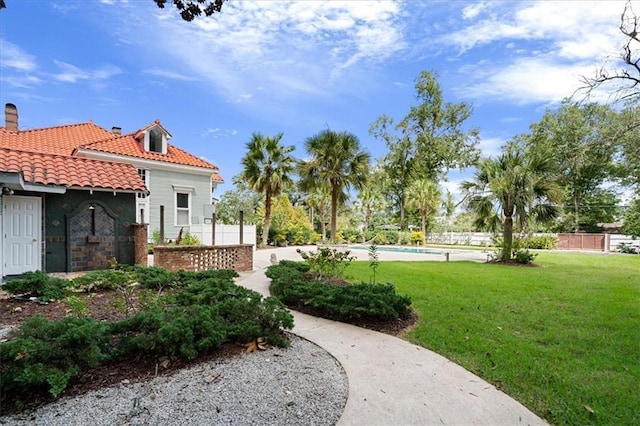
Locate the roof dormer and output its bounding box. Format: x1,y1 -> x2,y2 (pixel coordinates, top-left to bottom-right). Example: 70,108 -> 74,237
135,121 -> 171,155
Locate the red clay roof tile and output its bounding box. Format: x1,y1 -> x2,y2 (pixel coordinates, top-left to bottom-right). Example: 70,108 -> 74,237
0,120 -> 222,180
0,148 -> 147,192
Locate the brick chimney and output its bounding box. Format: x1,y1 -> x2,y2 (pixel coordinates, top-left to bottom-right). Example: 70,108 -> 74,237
112,126 -> 122,135
5,103 -> 18,131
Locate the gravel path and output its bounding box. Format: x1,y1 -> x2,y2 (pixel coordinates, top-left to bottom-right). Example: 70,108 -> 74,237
1,334 -> 348,426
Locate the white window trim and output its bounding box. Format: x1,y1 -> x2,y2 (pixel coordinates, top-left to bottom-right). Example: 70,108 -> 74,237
144,127 -> 167,155
174,187 -> 193,227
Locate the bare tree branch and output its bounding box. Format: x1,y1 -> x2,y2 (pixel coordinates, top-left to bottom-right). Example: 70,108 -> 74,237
578,1 -> 640,104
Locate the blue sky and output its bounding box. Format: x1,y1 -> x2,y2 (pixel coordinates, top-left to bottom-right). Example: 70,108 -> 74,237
0,0 -> 632,200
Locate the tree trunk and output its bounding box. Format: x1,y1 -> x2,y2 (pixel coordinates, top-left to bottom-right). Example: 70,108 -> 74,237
364,205 -> 371,232
503,214 -> 513,261
400,192 -> 406,230
330,184 -> 339,242
421,208 -> 427,245
262,192 -> 272,246
573,191 -> 581,233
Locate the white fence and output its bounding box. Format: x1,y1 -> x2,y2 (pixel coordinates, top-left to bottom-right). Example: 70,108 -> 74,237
608,234 -> 639,251
426,231 -> 638,252
427,232 -> 493,246
190,224 -> 257,250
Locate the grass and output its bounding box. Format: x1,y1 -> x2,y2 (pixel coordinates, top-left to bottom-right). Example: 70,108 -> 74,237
346,252 -> 640,425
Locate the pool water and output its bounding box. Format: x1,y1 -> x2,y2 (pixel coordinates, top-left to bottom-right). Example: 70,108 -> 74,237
349,245 -> 445,255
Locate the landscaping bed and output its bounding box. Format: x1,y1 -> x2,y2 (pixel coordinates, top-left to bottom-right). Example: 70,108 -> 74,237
0,268 -> 294,414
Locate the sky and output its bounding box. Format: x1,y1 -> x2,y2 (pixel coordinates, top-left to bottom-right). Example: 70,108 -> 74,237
0,0 -> 634,202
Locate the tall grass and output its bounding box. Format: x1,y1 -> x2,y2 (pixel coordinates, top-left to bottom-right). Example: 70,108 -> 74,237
346,252 -> 640,425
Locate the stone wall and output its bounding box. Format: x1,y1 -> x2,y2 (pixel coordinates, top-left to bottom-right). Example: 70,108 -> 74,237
153,244 -> 253,272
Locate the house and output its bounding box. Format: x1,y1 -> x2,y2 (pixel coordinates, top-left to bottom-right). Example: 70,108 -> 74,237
0,103 -> 223,279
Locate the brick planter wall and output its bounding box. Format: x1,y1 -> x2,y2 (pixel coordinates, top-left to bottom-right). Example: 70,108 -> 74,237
153,244 -> 253,272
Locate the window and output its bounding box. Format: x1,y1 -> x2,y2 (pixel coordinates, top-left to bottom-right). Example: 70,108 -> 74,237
137,169 -> 147,199
176,192 -> 190,226
149,128 -> 163,153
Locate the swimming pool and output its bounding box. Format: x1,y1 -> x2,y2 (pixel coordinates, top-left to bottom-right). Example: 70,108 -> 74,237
348,245 -> 448,255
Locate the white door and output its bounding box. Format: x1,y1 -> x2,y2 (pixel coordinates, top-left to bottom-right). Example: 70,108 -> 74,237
2,195 -> 42,275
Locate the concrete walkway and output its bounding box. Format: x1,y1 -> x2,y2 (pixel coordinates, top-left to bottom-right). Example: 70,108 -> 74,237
239,246 -> 546,426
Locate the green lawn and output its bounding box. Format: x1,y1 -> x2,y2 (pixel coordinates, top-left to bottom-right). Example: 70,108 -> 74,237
346,252 -> 640,425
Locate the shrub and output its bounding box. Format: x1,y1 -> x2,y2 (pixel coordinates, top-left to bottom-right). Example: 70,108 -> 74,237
151,228 -> 163,245
267,260 -> 412,325
2,271 -> 68,302
134,266 -> 179,292
70,269 -> 134,292
383,230 -> 399,244
0,315 -> 111,403
373,232 -> 387,244
0,267 -> 293,410
409,231 -> 424,245
523,235 -> 558,249
514,249 -> 538,264
493,234 -> 558,250
110,305 -> 228,360
363,230 -> 377,243
180,231 -> 200,245
617,242 -> 639,254
296,247 -> 355,281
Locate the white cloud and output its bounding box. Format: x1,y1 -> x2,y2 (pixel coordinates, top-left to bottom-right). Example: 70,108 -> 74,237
118,0 -> 406,119
201,128 -> 238,139
446,1 -> 633,105
143,68 -> 196,81
51,60 -> 121,83
462,2 -> 489,20
477,136 -> 505,157
0,39 -> 37,72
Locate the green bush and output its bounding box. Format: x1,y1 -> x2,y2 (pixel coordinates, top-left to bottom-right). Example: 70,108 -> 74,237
514,249 -> 538,264
267,261 -> 412,325
524,235 -> 558,249
493,234 -> 558,250
296,247 -> 355,281
2,271 -> 68,302
409,231 -> 424,245
617,242 -> 639,254
0,267 -> 293,411
180,231 -> 200,245
383,230 -> 399,244
0,315 -> 111,403
373,232 -> 387,244
70,269 -> 134,292
133,266 -> 178,291
109,305 -> 228,360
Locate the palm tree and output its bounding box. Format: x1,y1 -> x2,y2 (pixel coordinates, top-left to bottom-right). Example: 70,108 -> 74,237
304,185 -> 331,242
461,146 -> 561,261
240,132 -> 295,246
406,178 -> 442,245
300,129 -> 371,242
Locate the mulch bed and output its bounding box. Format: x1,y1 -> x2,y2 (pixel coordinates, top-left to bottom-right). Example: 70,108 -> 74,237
0,285 -> 417,415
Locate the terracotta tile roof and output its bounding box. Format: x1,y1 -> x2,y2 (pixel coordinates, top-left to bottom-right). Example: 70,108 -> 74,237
80,133 -> 221,171
0,147 -> 147,192
0,122 -> 113,155
0,119 -> 223,184
212,172 -> 223,183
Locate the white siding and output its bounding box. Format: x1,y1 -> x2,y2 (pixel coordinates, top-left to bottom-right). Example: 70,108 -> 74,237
147,169 -> 212,241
